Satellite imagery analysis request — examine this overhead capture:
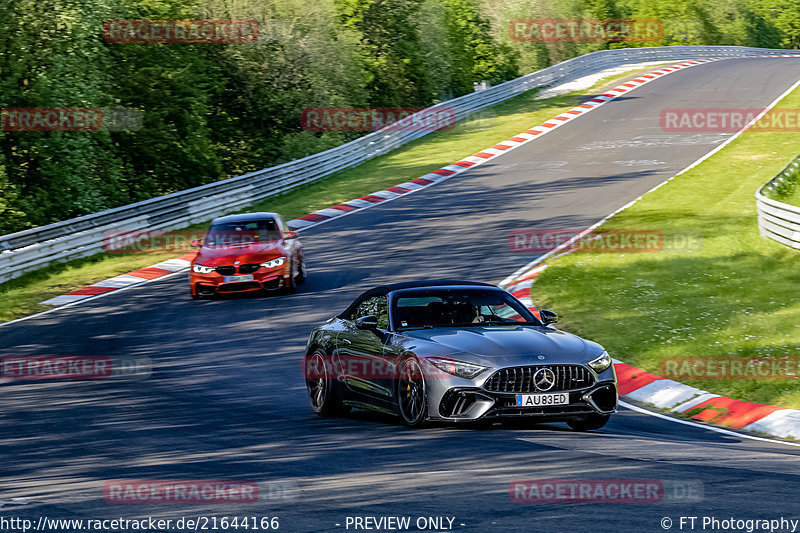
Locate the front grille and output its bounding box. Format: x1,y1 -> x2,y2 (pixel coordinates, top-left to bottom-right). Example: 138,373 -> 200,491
483,365 -> 593,393
217,281 -> 261,292
239,263 -> 261,274
215,266 -> 235,275
486,404 -> 595,418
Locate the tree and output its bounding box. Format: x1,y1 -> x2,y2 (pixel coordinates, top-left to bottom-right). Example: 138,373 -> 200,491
441,0 -> 519,92
0,0 -> 127,232
335,0 -> 431,106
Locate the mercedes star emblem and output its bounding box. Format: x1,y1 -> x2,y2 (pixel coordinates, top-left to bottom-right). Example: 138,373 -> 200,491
533,368 -> 556,391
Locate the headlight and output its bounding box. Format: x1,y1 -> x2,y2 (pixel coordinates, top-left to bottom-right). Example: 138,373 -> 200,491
427,358 -> 489,379
588,351 -> 612,373
192,264 -> 215,274
260,257 -> 286,269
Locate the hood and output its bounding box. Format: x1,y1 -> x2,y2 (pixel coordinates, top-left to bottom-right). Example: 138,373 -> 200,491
195,242 -> 284,266
401,326 -> 604,366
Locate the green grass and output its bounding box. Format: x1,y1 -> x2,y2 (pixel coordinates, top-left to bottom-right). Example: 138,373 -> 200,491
530,88 -> 800,410
776,184 -> 800,206
765,166 -> 800,206
0,252 -> 182,323
0,63 -> 672,323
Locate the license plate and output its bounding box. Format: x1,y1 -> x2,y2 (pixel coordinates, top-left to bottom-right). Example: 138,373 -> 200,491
222,274 -> 254,283
516,393 -> 569,407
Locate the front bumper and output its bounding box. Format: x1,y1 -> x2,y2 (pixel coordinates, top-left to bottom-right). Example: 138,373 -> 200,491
190,268 -> 289,296
425,360 -> 618,422
431,382 -> 617,421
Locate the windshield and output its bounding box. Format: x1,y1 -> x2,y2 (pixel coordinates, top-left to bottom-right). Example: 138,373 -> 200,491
392,288 -> 541,329
204,219 -> 282,247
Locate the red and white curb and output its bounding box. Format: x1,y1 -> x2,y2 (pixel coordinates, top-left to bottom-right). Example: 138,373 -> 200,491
16,52 -> 800,442
286,55 -> 800,234
283,59 -> 729,232
499,57 -> 800,442
37,59 -> 723,307
39,254 -> 195,306
35,54 -> 800,316
616,363 -> 800,438
504,250 -> 800,441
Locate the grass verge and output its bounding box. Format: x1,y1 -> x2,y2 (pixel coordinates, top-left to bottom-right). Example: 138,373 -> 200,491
530,86 -> 800,409
0,62 -> 672,324
0,253 -> 182,323
765,163 -> 800,206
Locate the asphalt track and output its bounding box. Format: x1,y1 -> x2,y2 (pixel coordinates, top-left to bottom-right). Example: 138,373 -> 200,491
3,57 -> 800,533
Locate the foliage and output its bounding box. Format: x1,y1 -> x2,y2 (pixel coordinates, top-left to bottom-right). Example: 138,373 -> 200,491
1,0 -> 799,234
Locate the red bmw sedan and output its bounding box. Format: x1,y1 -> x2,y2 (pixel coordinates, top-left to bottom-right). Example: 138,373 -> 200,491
189,212 -> 304,299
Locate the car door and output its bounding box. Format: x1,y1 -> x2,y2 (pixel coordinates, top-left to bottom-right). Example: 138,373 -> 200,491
378,330 -> 413,410
334,295 -> 394,407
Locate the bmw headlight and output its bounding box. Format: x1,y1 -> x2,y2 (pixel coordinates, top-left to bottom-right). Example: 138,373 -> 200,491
588,351 -> 612,373
192,264 -> 215,274
427,358 -> 489,379
260,257 -> 286,269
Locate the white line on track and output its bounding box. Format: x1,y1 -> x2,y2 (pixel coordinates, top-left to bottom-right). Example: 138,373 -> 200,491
4,61 -> 704,329
501,75 -> 800,448
2,60 -> 800,450
4,58 -> 799,343
500,74 -> 800,286
0,269 -> 188,328
282,60 -> 721,234
619,401 -> 800,449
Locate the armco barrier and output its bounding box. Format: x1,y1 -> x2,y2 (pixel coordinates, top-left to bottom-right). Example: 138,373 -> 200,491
756,154 -> 800,249
1,45 -> 798,284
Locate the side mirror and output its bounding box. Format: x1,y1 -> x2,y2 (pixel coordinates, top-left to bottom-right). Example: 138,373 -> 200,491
284,231 -> 298,240
540,309 -> 558,326
190,239 -> 202,248
356,315 -> 379,330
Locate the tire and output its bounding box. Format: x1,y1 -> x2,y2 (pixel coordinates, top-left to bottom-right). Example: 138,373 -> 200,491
567,413 -> 611,431
397,358 -> 428,427
191,285 -> 212,300
305,351 -> 350,417
281,259 -> 297,295
282,271 -> 296,294
295,254 -> 306,284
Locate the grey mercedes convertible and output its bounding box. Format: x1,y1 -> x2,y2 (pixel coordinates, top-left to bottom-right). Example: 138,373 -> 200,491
303,280 -> 617,430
